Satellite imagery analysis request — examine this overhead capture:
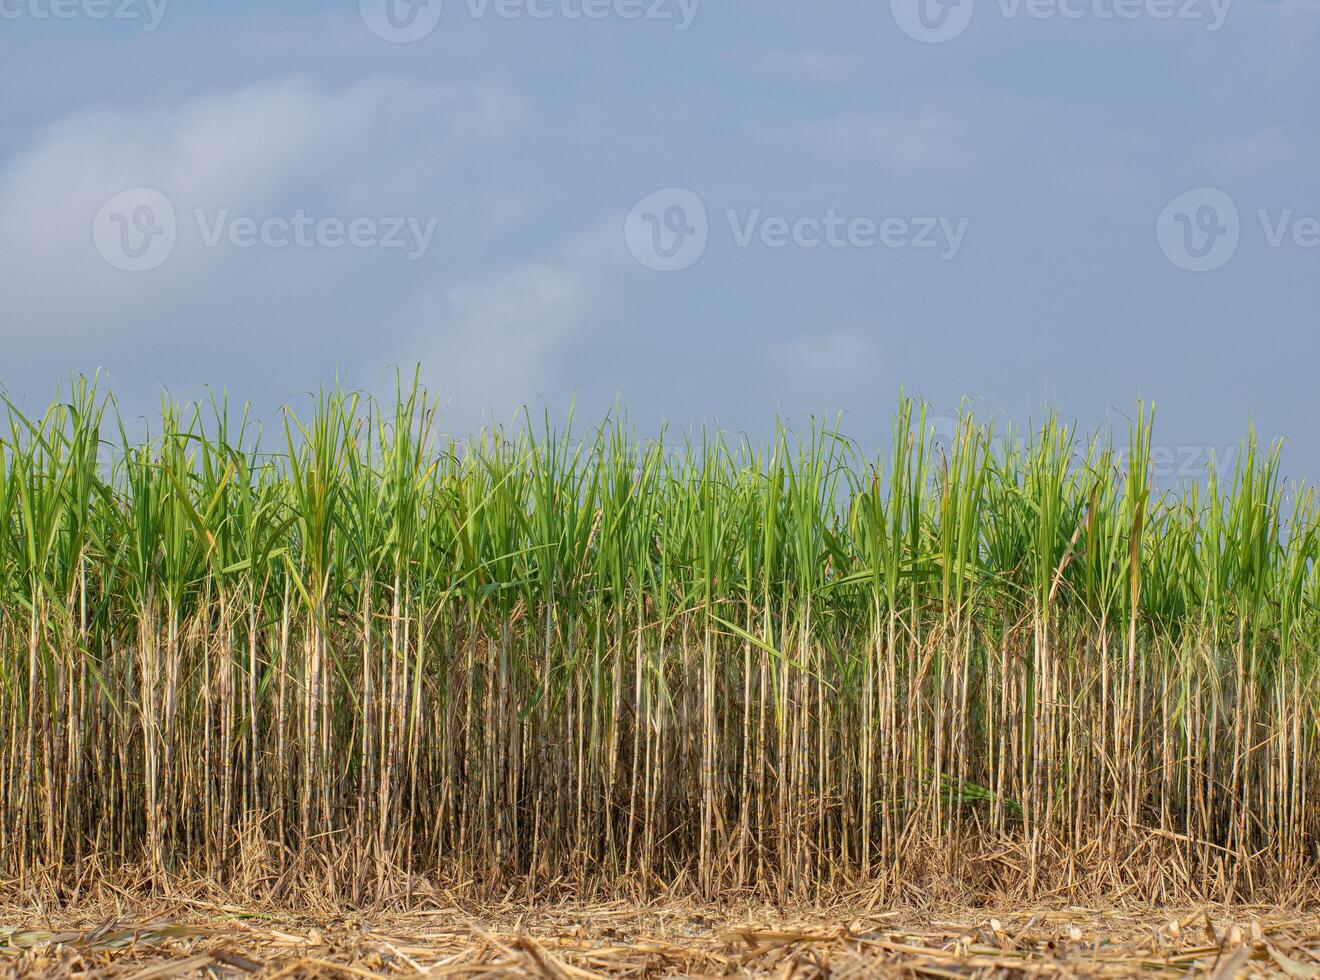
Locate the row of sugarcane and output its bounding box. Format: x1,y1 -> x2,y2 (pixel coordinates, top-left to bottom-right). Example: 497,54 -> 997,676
1,376 -> 1317,902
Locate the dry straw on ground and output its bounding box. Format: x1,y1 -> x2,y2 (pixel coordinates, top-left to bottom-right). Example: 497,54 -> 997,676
4,894 -> 1319,978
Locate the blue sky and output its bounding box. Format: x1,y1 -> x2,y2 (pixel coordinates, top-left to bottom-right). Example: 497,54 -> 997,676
1,0 -> 1317,479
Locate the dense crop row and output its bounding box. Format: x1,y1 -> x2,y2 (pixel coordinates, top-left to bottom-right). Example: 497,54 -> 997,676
2,378 -> 1317,902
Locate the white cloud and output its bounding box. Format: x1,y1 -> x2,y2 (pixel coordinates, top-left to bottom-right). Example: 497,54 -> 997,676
1204,125 -> 1300,172
0,79 -> 392,339
0,76 -> 535,354
764,111 -> 971,174
411,264 -> 587,427
381,222 -> 625,430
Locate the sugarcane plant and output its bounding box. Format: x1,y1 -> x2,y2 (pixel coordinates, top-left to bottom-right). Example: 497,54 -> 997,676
0,376 -> 1316,904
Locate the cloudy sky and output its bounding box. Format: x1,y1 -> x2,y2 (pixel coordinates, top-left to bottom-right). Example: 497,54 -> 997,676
1,0 -> 1317,478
